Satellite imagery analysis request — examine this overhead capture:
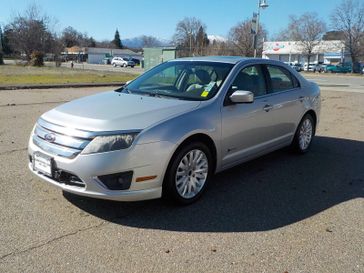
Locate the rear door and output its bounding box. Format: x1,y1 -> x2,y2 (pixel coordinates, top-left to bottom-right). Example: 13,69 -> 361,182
262,64 -> 305,142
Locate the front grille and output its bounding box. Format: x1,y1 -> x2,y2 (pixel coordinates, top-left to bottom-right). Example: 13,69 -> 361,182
33,118 -> 94,159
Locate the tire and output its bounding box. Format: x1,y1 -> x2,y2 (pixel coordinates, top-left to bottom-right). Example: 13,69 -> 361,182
123,63 -> 127,67
112,63 -> 116,67
162,142 -> 213,205
291,114 -> 315,154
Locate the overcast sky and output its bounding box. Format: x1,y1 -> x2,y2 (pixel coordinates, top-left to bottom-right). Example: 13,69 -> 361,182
0,0 -> 345,41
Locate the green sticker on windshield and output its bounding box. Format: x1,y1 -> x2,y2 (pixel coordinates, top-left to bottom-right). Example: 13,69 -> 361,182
205,81 -> 216,91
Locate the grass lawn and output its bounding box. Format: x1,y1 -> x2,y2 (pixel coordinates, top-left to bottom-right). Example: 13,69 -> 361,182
0,64 -> 138,85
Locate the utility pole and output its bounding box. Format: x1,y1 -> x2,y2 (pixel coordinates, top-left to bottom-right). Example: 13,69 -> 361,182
253,0 -> 269,58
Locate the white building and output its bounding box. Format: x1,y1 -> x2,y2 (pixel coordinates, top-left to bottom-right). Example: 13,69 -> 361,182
262,40 -> 350,64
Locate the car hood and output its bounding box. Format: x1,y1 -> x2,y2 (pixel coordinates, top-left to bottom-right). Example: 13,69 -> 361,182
41,91 -> 201,132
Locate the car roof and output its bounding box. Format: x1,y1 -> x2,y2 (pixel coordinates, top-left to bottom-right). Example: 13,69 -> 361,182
171,56 -> 250,64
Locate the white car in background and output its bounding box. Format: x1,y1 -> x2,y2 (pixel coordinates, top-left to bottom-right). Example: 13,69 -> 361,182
111,57 -> 135,68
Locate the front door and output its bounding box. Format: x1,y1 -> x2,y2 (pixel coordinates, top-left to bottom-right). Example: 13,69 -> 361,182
221,65 -> 274,168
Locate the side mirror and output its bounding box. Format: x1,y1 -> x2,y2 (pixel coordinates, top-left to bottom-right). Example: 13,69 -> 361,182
229,90 -> 254,103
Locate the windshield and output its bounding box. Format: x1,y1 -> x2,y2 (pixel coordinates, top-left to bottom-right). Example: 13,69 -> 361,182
117,61 -> 233,101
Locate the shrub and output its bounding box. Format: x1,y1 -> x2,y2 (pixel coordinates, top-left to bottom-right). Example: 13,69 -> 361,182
30,51 -> 44,66
0,52 -> 4,65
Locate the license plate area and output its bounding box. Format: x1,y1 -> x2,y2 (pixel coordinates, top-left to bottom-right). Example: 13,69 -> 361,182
33,152 -> 53,177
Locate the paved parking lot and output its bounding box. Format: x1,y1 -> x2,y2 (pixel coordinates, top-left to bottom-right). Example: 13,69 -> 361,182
0,82 -> 363,272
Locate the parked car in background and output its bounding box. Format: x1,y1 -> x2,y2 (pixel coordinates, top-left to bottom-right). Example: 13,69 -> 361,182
111,57 -> 135,68
305,63 -> 324,73
28,57 -> 320,204
303,63 -> 311,72
292,63 -> 303,72
325,63 -> 351,73
130,58 -> 141,65
284,62 -> 303,72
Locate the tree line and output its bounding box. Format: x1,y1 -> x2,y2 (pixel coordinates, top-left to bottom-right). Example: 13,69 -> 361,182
0,4 -> 162,66
172,16 -> 268,58
0,0 -> 363,70
272,0 -> 364,69
173,0 -> 363,71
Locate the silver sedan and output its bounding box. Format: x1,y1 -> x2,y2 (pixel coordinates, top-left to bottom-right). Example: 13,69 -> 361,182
28,57 -> 320,204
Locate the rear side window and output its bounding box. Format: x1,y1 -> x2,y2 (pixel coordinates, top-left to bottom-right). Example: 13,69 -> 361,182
266,65 -> 299,93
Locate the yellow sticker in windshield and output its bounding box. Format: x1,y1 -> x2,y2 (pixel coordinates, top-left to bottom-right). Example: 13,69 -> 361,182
201,91 -> 209,97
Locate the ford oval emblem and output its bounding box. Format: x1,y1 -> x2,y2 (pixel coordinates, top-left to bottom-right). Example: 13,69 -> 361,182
44,133 -> 56,143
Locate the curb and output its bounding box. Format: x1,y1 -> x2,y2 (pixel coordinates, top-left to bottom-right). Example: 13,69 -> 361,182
0,82 -> 125,91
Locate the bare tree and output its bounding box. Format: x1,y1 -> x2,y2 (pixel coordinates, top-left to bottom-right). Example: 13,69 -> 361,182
331,0 -> 364,71
288,13 -> 326,64
61,26 -> 96,48
6,4 -> 55,61
141,35 -> 161,47
173,17 -> 206,56
228,19 -> 267,57
270,29 -> 291,41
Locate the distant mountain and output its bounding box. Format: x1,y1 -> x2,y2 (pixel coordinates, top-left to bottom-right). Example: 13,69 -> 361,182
208,35 -> 227,43
122,36 -> 172,49
122,35 -> 227,48
122,37 -> 144,48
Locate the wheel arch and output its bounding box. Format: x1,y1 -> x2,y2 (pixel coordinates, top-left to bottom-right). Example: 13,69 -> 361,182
304,109 -> 317,133
165,133 -> 218,178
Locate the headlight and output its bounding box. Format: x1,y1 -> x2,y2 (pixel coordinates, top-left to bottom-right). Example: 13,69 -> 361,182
81,133 -> 139,154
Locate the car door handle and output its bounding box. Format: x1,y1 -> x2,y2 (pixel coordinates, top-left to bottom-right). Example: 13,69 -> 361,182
298,96 -> 305,102
263,104 -> 273,112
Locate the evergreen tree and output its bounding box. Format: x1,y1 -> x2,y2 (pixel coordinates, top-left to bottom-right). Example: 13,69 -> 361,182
88,37 -> 96,47
0,26 -> 4,65
112,29 -> 123,49
2,27 -> 14,55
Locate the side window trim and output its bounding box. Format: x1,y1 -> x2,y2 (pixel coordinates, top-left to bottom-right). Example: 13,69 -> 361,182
261,64 -> 272,93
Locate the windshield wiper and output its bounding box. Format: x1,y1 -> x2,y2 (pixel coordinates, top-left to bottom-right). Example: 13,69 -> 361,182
115,85 -> 132,94
149,90 -> 184,100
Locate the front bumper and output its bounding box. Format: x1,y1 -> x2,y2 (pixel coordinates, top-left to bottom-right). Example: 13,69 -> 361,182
28,138 -> 175,201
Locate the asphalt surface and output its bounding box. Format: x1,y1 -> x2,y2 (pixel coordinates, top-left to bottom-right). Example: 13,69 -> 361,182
0,82 -> 363,272
305,73 -> 364,93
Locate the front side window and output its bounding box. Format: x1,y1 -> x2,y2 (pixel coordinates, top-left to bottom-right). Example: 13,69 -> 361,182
266,65 -> 299,93
118,61 -> 233,101
230,65 -> 267,97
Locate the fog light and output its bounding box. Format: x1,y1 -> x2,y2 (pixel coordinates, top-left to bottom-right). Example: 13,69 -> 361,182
98,171 -> 133,190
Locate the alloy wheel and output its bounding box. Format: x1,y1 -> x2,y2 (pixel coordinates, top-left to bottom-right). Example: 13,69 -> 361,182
175,149 -> 208,199
298,118 -> 313,150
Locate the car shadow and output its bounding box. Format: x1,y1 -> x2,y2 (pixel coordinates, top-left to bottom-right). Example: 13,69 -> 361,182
64,136 -> 364,232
